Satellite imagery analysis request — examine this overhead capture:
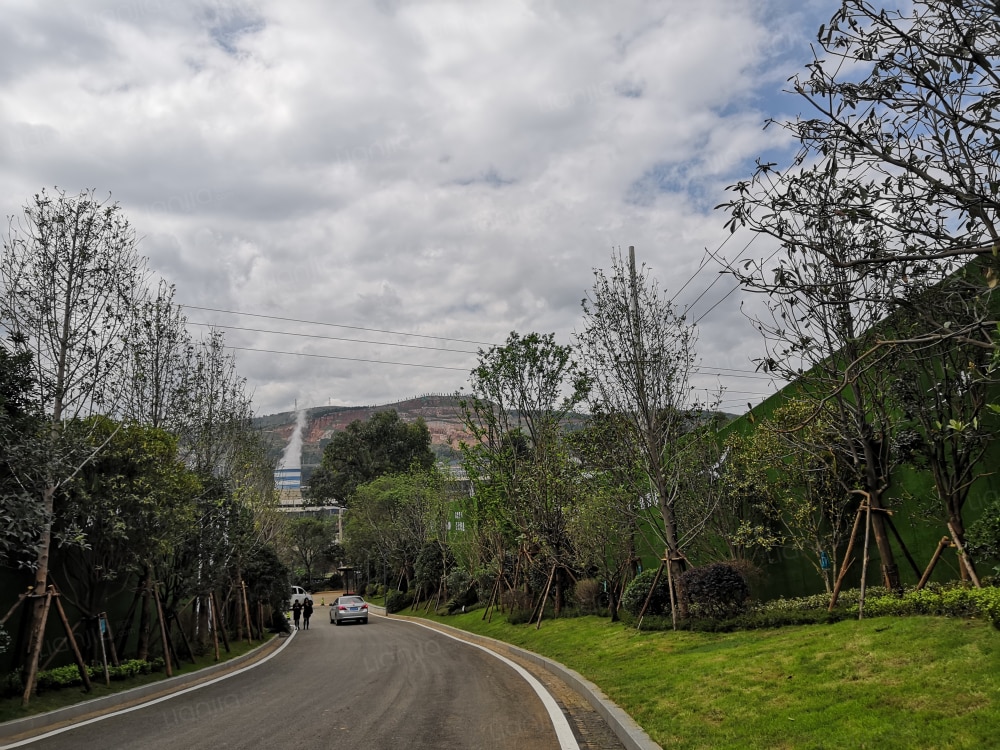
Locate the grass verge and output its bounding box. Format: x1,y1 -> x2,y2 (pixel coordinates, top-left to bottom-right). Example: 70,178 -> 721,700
406,608 -> 999,750
0,635 -> 274,726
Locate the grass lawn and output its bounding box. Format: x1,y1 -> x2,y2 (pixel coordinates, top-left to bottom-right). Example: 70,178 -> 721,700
408,608 -> 1000,750
0,635 -> 273,726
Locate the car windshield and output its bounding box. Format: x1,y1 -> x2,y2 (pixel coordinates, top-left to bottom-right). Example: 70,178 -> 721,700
340,596 -> 364,605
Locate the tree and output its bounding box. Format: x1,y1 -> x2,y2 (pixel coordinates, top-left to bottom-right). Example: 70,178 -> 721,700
312,410 -> 435,505
118,279 -> 192,431
284,517 -> 337,586
718,2 -> 1000,589
690,426 -> 781,568
723,401 -> 858,593
0,341 -> 46,566
458,331 -> 590,616
51,417 -> 199,660
575,248 -> 719,615
724,201 -> 907,592
565,418 -> 650,620
722,0 -> 1000,345
162,329 -> 276,650
889,287 -> 996,577
342,468 -> 450,591
1,188 -> 147,702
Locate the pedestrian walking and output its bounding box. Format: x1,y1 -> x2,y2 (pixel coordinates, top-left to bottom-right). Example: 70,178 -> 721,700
302,598 -> 313,630
292,599 -> 302,630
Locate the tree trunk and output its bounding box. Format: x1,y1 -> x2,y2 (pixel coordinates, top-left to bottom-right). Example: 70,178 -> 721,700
22,485 -> 57,705
196,594 -> 211,654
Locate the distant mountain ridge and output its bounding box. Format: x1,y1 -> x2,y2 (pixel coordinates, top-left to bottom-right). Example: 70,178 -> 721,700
255,394 -> 474,478
256,395 -> 734,482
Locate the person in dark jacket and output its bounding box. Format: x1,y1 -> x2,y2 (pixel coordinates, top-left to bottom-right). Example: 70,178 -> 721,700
302,598 -> 313,630
292,599 -> 302,630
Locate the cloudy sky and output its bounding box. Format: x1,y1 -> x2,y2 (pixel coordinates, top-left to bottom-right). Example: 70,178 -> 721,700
1,0 -> 833,417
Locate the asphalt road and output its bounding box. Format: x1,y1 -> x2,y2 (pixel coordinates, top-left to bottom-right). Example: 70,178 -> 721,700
8,614 -> 572,750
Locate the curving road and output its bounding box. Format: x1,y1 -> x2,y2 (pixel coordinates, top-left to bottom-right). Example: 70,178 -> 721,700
4,613 -> 576,750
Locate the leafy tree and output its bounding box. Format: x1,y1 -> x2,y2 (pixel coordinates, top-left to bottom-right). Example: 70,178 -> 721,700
284,516 -> 337,586
694,427 -> 781,567
458,331 -> 589,616
311,410 -> 434,505
160,329 -> 277,649
965,496 -> 1000,575
724,401 -> 858,593
243,544 -> 292,612
342,468 -> 450,591
413,539 -> 455,602
717,1 -> 1000,591
0,341 -> 46,566
575,248 -> 720,614
51,417 -> 199,659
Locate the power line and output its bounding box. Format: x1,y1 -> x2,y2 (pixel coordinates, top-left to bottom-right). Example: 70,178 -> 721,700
188,321 -> 480,354
181,304 -> 498,347
692,368 -> 776,381
230,346 -> 473,371
189,310 -> 777,379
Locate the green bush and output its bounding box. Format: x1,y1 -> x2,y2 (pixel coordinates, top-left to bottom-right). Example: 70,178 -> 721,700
860,584 -> 1000,626
507,607 -> 536,625
575,579 -> 603,614
966,497 -> 1000,575
621,570 -> 671,617
385,589 -> 413,614
11,657 -> 169,696
678,562 -> 750,619
445,568 -> 477,613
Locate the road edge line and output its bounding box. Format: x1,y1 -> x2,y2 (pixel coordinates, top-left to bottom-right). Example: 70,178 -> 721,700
397,616 -> 580,750
380,613 -> 661,750
0,630 -> 297,749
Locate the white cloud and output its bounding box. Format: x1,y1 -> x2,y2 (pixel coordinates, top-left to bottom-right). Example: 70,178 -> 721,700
0,0 -> 830,415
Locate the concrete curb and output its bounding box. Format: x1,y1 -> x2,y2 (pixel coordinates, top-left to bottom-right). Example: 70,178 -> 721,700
0,632 -> 287,743
384,614 -> 661,750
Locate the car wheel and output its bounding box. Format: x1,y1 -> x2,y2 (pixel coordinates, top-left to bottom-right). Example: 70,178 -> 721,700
362,618 -> 369,624
334,618 -> 340,625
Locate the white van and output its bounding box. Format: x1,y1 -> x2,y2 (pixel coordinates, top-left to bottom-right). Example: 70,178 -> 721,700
289,586 -> 309,606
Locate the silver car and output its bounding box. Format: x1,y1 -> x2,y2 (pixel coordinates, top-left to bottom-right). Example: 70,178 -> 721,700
330,595 -> 369,625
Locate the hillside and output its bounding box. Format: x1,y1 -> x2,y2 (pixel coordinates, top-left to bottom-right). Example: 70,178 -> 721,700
255,395 -> 474,478
256,397 -> 735,481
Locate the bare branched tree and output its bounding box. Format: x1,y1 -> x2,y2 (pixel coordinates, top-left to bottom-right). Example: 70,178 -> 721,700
0,187 -> 148,703
575,247 -> 721,614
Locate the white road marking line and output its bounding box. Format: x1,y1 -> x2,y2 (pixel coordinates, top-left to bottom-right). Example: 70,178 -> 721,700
394,616 -> 580,750
0,630 -> 298,749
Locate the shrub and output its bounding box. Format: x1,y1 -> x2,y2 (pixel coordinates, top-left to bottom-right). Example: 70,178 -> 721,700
860,583 -> 1000,625
500,589 -> 536,624
621,570 -> 672,617
500,588 -> 534,612
28,657 -> 167,695
679,562 -> 750,619
507,608 -> 536,625
575,579 -> 603,614
385,589 -> 413,614
966,497 -> 1000,575
444,568 -> 477,613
